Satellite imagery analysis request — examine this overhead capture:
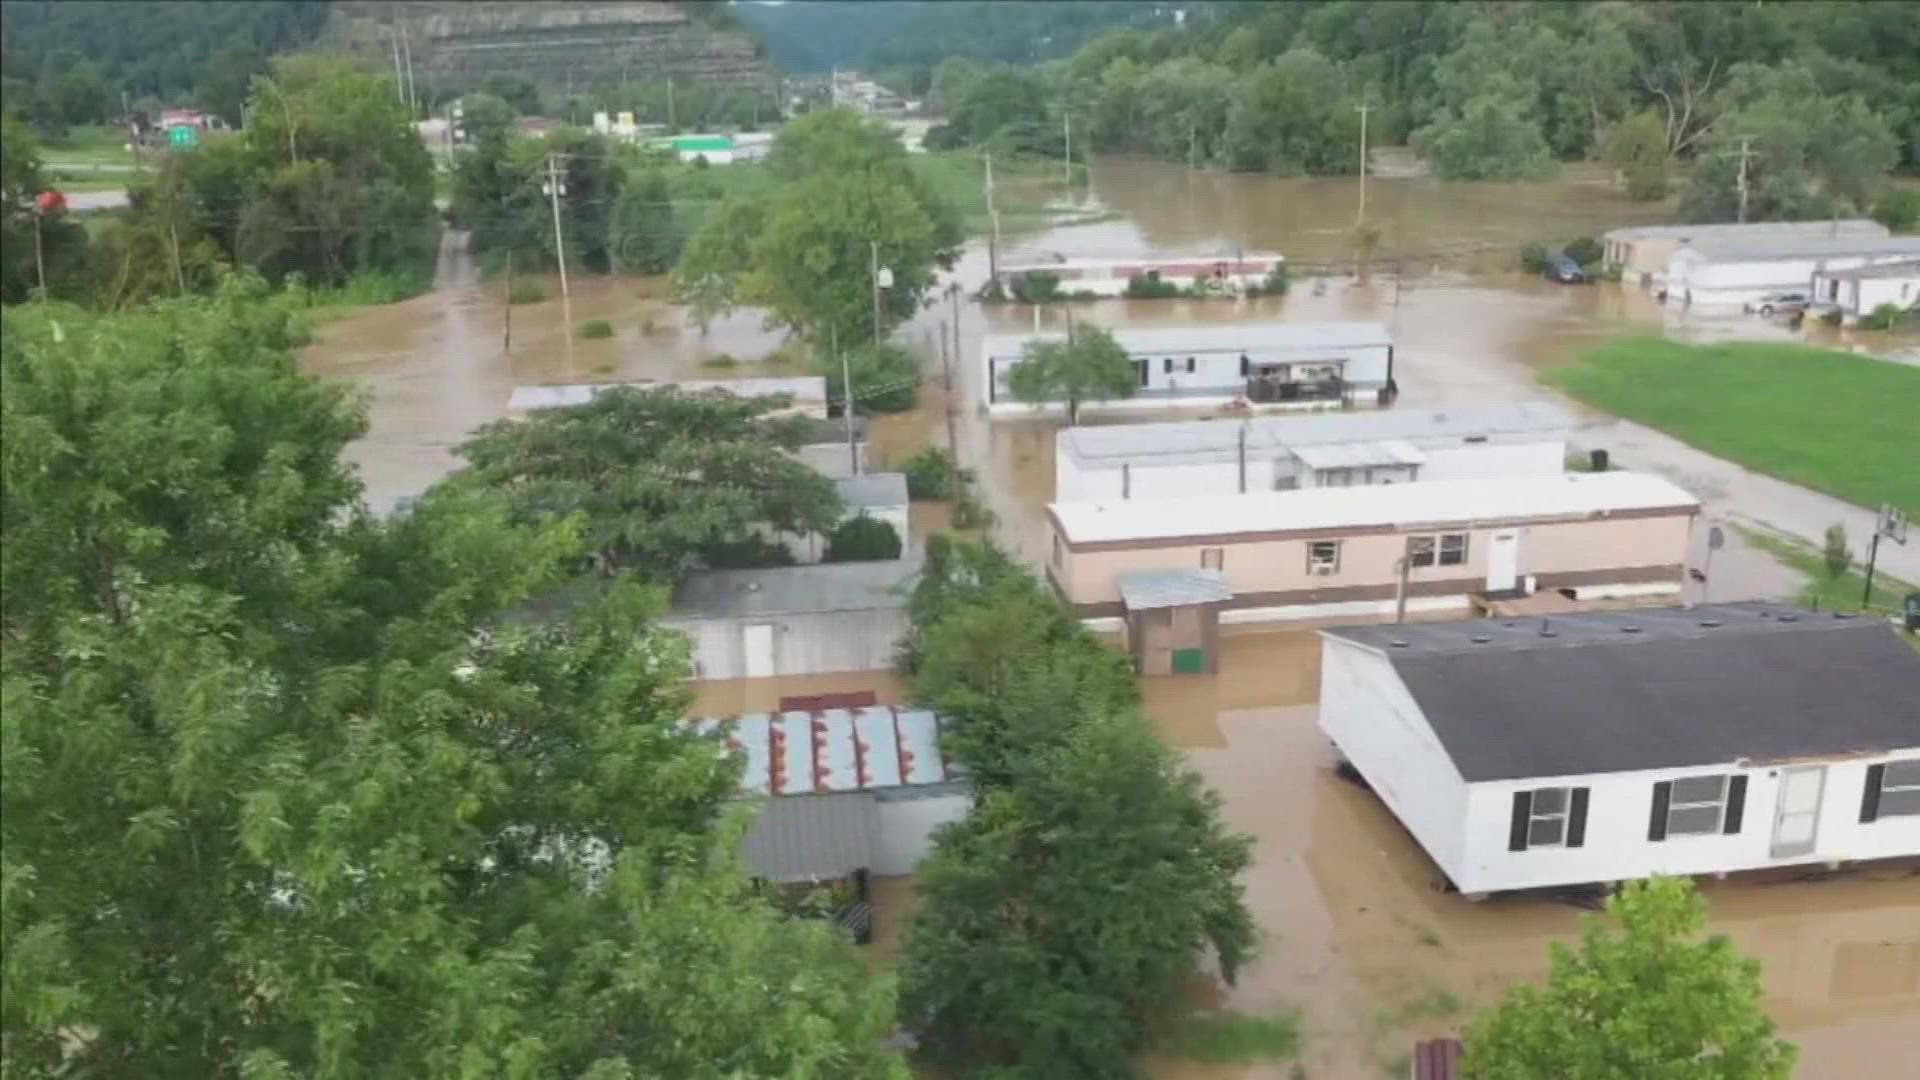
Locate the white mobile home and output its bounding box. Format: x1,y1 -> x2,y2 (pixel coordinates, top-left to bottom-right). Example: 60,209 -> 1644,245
1054,402 -> 1572,502
507,376 -> 831,419
661,558 -> 917,680
1809,259 -> 1920,323
691,707 -> 969,881
1663,237 -> 1920,308
1319,604 -> 1920,897
992,252 -> 1286,299
1601,219 -> 1888,287
982,322 -> 1396,418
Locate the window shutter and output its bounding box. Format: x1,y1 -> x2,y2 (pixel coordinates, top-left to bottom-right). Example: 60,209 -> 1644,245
1567,788 -> 1590,848
1861,764 -> 1886,823
1163,357 -> 1173,374
1648,781 -> 1672,841
1722,775 -> 1748,834
1508,790 -> 1532,852
1240,354 -> 1250,376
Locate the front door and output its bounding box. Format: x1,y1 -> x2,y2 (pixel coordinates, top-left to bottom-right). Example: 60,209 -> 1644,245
1770,765 -> 1826,858
1486,529 -> 1520,593
743,623 -> 777,679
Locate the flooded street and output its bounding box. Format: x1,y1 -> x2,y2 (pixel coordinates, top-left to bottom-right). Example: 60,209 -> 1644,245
300,159 -> 1920,1076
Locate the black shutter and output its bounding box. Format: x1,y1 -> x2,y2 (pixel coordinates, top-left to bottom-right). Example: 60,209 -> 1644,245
1240,354 -> 1250,376
1509,790 -> 1532,852
1648,781 -> 1672,841
1163,357 -> 1173,374
1722,775 -> 1748,834
1861,764 -> 1886,823
1567,788 -> 1590,848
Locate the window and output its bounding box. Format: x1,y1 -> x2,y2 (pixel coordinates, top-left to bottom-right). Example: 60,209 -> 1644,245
1438,533 -> 1469,566
1862,760 -> 1920,821
1650,773 -> 1748,840
1163,357 -> 1174,374
1185,356 -> 1196,373
1407,532 -> 1468,568
1407,536 -> 1436,568
1200,547 -> 1224,571
1509,786 -> 1588,851
1306,540 -> 1340,575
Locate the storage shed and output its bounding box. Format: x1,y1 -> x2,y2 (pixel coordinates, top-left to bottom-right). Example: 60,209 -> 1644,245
661,558 -> 918,680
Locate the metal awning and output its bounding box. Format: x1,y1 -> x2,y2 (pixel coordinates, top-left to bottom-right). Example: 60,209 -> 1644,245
1290,439 -> 1427,471
739,792 -> 876,883
1117,569 -> 1234,611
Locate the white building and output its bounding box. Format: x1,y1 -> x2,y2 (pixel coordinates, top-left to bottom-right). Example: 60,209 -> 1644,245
983,322 -> 1396,418
508,376 -> 831,419
993,252 -> 1287,299
1054,402 -> 1572,503
1601,219 -> 1888,288
1318,604 -> 1920,897
1809,258 -> 1920,323
661,558 -> 918,680
691,707 -> 969,881
1663,236 -> 1920,308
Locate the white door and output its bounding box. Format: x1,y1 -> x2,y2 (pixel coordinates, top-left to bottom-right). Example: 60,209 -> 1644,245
1486,529 -> 1520,592
1770,765 -> 1826,858
742,623 -> 777,679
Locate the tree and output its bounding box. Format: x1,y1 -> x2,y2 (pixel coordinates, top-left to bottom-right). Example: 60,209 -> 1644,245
1414,93 -> 1556,181
823,340 -> 922,415
454,386 -> 843,578
482,73 -> 543,116
1225,48 -> 1358,175
1464,877 -> 1797,1079
609,169 -> 681,274
823,514 -> 904,563
0,283 -> 908,1078
193,44 -> 268,127
1006,323 -> 1136,424
1823,523 -> 1852,580
1605,111 -> 1672,201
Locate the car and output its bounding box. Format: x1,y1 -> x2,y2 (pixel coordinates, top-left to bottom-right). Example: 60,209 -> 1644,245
1744,291 -> 1809,317
1543,254 -> 1587,283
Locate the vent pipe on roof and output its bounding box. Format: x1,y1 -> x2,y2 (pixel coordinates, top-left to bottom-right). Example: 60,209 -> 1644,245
1470,634 -> 1492,644
1621,625 -> 1642,634
1699,619 -> 1721,628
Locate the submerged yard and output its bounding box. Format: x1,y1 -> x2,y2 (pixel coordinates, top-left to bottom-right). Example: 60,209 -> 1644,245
1546,338 -> 1920,512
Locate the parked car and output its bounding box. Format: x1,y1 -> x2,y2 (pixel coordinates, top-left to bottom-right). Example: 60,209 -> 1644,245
1744,291 -> 1809,317
1543,254 -> 1587,283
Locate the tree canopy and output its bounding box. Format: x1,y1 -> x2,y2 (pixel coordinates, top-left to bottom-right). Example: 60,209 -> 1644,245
1005,323 -> 1136,424
1464,876 -> 1797,1079
0,279 -> 907,1077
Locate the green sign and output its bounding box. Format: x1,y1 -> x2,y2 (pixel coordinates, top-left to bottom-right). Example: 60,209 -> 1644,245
168,124 -> 198,148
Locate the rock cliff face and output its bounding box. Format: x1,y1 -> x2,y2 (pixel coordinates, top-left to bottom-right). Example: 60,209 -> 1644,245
333,1 -> 773,95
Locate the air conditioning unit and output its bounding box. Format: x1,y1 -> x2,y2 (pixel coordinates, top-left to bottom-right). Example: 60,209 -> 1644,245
1311,564 -> 1337,576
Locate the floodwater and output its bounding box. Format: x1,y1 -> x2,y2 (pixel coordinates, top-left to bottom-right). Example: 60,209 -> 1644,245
299,159 -> 1920,1076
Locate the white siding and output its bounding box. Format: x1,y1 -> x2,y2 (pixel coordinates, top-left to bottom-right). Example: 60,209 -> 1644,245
1317,639 -> 1471,874
1419,439 -> 1565,482
1452,755 -> 1920,894
1668,248 -> 1920,307
872,790 -> 971,875
663,608 -> 908,680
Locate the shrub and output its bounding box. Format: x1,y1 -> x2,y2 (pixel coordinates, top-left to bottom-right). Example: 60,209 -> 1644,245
1246,263 -> 1290,297
952,489 -> 996,529
579,319 -> 614,339
823,514 -> 904,563
1563,236 -> 1604,268
820,341 -> 921,414
1519,241 -> 1552,274
508,279 -> 547,304
900,447 -> 974,500
700,352 -> 739,368
1010,270 -> 1062,304
1857,302 -> 1907,331
1124,273 -> 1184,299
1823,524 -> 1851,580
1871,188 -> 1920,234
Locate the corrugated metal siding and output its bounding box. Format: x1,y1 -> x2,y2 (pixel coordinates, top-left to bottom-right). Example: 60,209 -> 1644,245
662,607 -> 907,680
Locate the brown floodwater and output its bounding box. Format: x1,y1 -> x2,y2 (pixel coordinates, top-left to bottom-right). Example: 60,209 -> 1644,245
300,160 -> 1918,1076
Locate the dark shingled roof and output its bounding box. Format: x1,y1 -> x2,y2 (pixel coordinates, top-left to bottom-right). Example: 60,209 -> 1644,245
1325,604 -> 1920,782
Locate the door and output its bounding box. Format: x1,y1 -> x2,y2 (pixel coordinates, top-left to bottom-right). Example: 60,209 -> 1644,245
742,623 -> 777,679
1770,765 -> 1826,858
1486,529 -> 1520,593
1138,610 -> 1173,675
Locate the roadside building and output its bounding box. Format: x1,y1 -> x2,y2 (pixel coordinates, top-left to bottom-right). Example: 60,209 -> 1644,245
1663,236 -> 1920,308
1602,219 -> 1888,287
661,557 -> 918,680
779,472 -> 911,564
1045,472 -> 1699,633
1809,259 -> 1920,323
668,134 -> 735,164
508,376 -> 831,419
982,322 -> 1396,418
992,252 -> 1287,299
1055,402 -> 1572,503
1317,604 -> 1920,897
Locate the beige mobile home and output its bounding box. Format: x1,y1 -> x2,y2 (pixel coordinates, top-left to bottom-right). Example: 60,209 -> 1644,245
1045,473 -> 1699,660
1601,219 -> 1888,288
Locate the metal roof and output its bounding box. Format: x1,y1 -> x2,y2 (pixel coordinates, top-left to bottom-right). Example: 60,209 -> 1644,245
983,321 -> 1392,360
1117,569 -> 1234,610
1290,439 -> 1427,471
739,792 -> 875,883
836,472 -> 908,510
1810,258 -> 1920,281
1000,251 -> 1285,274
1051,472 -> 1698,546
507,376 -> 828,413
1325,604 -> 1920,781
691,707 -> 955,796
667,559 -> 919,619
1675,236 -> 1920,264
1604,219 -> 1887,242
1057,402 -> 1571,468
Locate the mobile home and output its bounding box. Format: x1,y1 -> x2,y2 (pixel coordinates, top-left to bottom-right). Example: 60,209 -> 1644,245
1664,236 -> 1920,308
1601,219 -> 1888,287
992,252 -> 1286,299
1809,259 -> 1920,323
1318,604 -> 1920,896
661,558 -> 918,680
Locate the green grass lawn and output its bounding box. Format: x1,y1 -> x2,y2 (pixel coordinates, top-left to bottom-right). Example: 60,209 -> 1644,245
1546,338 -> 1920,512
40,125 -> 139,167
1737,524 -> 1915,613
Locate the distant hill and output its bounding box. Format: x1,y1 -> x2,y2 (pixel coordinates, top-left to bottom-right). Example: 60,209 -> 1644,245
736,0 -> 1181,76
0,0 -> 332,100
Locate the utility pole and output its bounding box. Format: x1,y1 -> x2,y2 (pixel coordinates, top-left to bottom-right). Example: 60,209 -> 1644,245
1355,101 -> 1371,228
502,249 -> 514,354
1735,137 -> 1754,224
400,20 -> 418,114
984,151 -> 1001,283
667,76 -> 676,130
1187,117 -> 1197,170
870,240 -> 885,346
32,212 -> 45,297
544,154 -> 572,332
833,325 -> 858,475
390,32 -> 406,105
1063,111 -> 1072,187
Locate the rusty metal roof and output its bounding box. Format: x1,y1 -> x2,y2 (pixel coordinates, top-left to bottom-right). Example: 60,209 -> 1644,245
691,707 -> 956,797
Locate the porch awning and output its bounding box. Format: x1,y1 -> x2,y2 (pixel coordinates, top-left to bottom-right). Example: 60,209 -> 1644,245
1117,569 -> 1233,611
1291,439 -> 1427,471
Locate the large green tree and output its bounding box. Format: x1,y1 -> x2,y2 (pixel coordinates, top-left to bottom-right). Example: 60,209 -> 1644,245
1465,877 -> 1797,1079
454,386 -> 844,578
0,279 -> 906,1078
1005,323 -> 1136,424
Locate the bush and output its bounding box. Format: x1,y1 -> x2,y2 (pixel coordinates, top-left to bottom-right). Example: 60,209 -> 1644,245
1245,263 -> 1290,297
1562,236 -> 1604,268
900,446 -> 974,500
1871,188 -> 1920,233
951,489 -> 996,529
1823,524 -> 1852,579
820,341 -> 921,414
1010,270 -> 1062,304
823,514 -> 904,563
508,279 -> 547,304
1124,273 -> 1184,299
1857,302 -> 1908,331
700,535 -> 795,570
579,319 -> 614,339
1519,241 -> 1552,274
